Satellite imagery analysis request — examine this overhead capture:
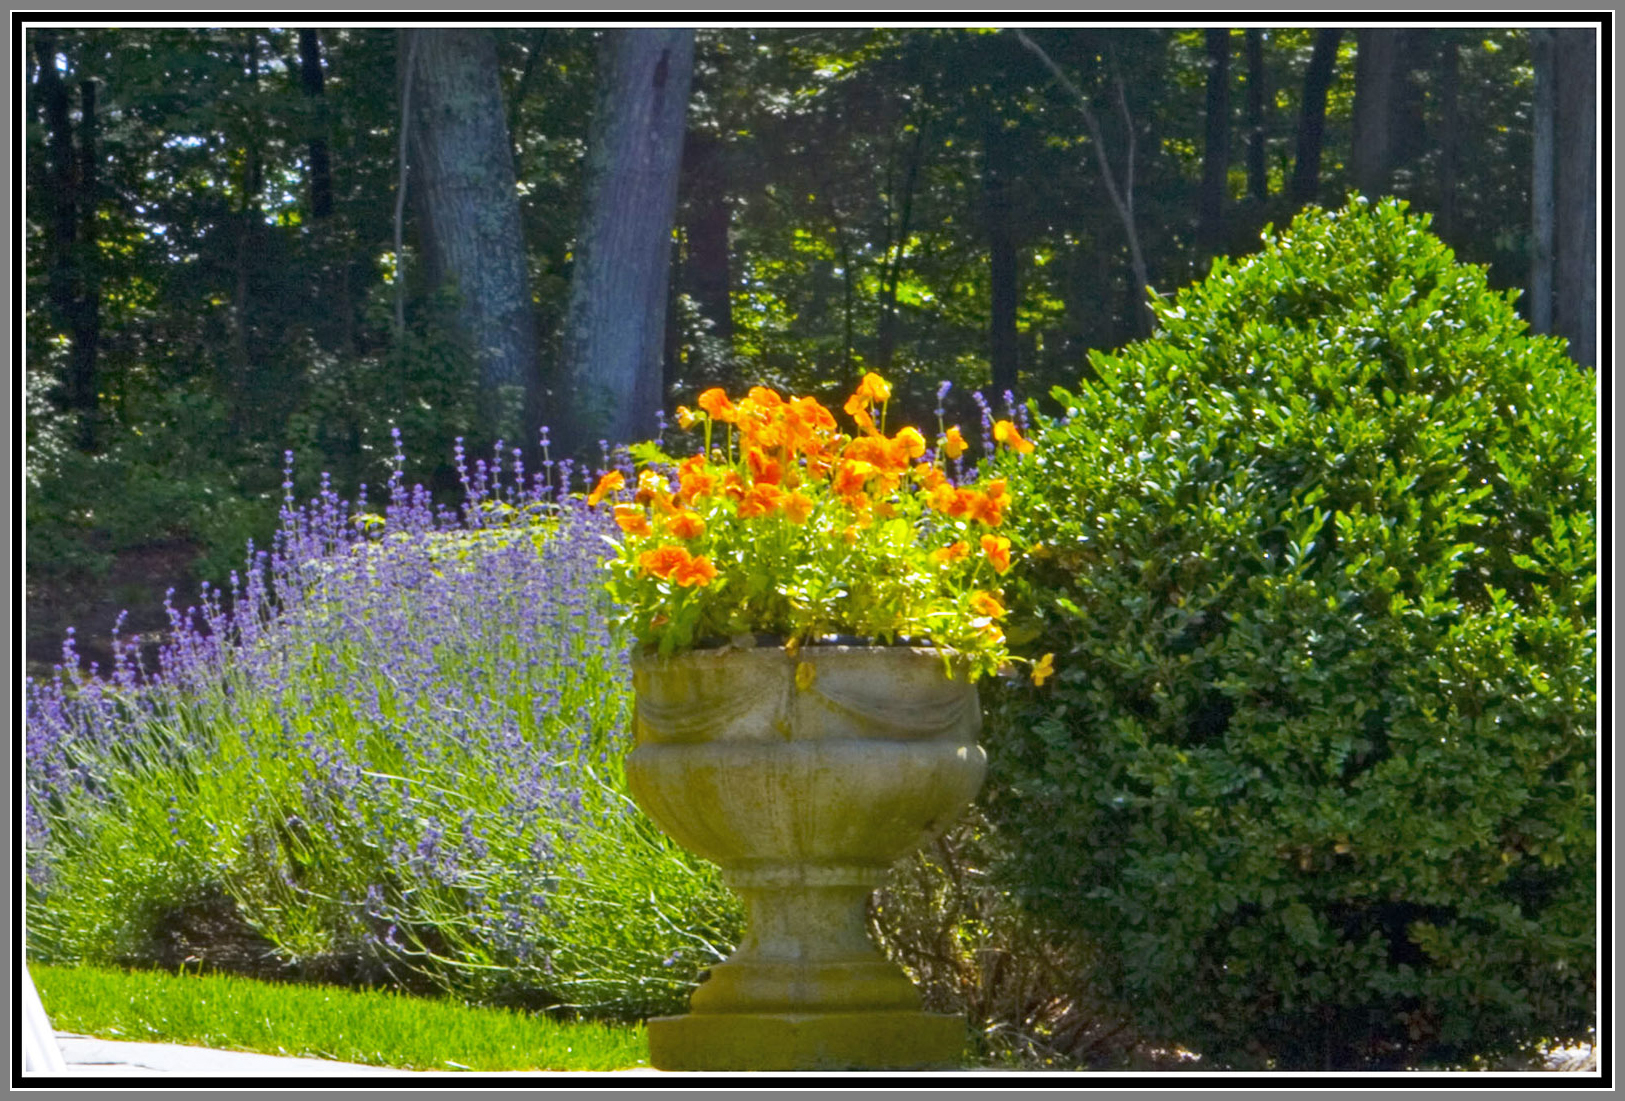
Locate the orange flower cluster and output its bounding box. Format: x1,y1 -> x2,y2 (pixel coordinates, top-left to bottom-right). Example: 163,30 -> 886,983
638,544 -> 718,588
590,373 -> 1039,610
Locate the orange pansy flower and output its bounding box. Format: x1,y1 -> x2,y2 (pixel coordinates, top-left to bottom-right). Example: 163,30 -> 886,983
639,544 -> 692,579
614,504 -> 652,537
853,372 -> 892,406
931,540 -> 971,565
914,462 -> 946,490
966,479 -> 1010,527
981,534 -> 1012,574
666,511 -> 706,540
697,388 -> 737,423
845,400 -> 879,436
832,460 -> 877,496
783,491 -> 815,525
746,448 -> 783,486
986,479 -> 1011,510
930,483 -> 972,518
970,590 -> 1007,619
747,386 -> 786,410
672,554 -> 719,588
892,426 -> 926,459
943,426 -> 968,460
738,483 -> 787,519
790,396 -> 837,433
587,471 -> 625,507
678,461 -> 715,505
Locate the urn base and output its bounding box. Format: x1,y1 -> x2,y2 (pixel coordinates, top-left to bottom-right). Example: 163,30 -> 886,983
645,1010 -> 966,1071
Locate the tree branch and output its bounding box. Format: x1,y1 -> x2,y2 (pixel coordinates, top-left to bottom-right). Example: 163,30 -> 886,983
1013,29 -> 1152,335
394,31 -> 421,338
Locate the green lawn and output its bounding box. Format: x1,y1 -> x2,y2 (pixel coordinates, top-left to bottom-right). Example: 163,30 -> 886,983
30,963 -> 649,1072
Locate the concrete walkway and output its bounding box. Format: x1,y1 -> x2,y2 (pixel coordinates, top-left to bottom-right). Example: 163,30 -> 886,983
26,1030 -> 1599,1079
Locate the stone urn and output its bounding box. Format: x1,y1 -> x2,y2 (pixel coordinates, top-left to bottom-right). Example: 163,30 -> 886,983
625,643 -> 987,1071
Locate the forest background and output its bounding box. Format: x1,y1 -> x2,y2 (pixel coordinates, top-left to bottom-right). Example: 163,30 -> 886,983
20,22 -> 1601,675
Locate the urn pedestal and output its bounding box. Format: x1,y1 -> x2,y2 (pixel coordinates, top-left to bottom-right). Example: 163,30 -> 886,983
626,645 -> 986,1071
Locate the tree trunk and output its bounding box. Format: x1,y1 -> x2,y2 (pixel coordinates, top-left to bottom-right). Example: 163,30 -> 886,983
35,32 -> 76,344
1245,30 -> 1268,203
557,29 -> 694,454
1529,29 -> 1556,336
69,78 -> 102,451
678,131 -> 734,361
1435,34 -> 1460,243
1553,28 -> 1596,368
984,120 -> 1019,396
229,33 -> 261,429
1289,29 -> 1342,206
298,29 -> 333,220
1351,30 -> 1400,198
405,29 -> 542,445
1198,28 -> 1231,254
877,119 -> 926,372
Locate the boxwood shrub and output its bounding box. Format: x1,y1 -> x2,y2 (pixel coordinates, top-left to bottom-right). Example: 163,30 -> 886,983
987,197 -> 1595,1069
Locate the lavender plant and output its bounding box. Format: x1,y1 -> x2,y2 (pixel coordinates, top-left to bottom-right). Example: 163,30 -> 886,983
25,434 -> 741,1018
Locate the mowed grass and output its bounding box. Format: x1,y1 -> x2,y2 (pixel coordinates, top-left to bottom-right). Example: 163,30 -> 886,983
30,963 -> 649,1072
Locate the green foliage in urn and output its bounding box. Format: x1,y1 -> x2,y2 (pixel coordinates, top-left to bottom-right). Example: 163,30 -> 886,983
986,197 -> 1595,1069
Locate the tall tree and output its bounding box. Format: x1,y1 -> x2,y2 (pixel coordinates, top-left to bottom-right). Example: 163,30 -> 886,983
403,29 -> 541,444
1198,28 -> 1231,253
557,29 -> 694,453
1351,29 -> 1401,197
678,131 -> 735,362
1434,32 -> 1460,242
1529,29 -> 1556,337
984,118 -> 1019,394
1016,29 -> 1153,337
68,76 -> 102,451
1244,30 -> 1268,204
298,29 -> 333,220
1289,29 -> 1342,206
1552,28 -> 1596,368
877,115 -> 927,372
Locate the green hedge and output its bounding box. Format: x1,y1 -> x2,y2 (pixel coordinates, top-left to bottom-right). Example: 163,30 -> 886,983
988,197 -> 1595,1069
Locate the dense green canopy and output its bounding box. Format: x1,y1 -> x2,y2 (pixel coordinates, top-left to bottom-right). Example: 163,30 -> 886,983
24,26 -> 1592,671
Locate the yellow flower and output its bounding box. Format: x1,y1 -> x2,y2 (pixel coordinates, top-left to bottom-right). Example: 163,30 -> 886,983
1031,653 -> 1055,687
783,490 -> 815,525
675,405 -> 699,430
892,426 -> 926,459
795,661 -> 817,691
635,469 -> 668,506
993,420 -> 1035,454
931,540 -> 971,565
943,426 -> 968,460
854,372 -> 892,406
